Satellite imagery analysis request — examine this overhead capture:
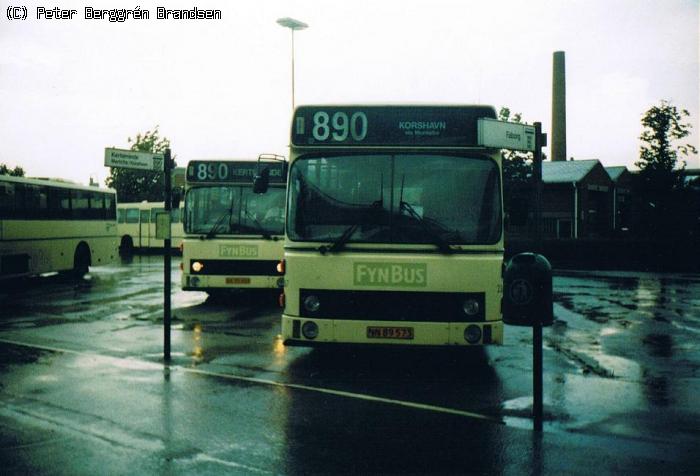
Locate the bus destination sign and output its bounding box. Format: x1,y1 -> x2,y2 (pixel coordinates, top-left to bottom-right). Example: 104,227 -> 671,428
291,105 -> 497,147
186,161 -> 286,184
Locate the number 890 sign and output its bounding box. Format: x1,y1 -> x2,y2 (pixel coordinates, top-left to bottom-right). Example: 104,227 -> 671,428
291,105 -> 497,147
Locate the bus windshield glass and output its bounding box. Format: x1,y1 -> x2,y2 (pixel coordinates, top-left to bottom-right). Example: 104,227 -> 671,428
288,154 -> 501,245
185,185 -> 285,236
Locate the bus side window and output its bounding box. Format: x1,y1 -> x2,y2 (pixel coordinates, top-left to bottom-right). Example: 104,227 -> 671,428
72,190 -> 90,220
151,208 -> 165,223
117,208 -> 126,223
140,210 -> 149,224
47,186 -> 71,220
0,181 -> 15,219
171,208 -> 181,223
90,192 -> 105,219
126,208 -> 139,223
105,194 -> 116,220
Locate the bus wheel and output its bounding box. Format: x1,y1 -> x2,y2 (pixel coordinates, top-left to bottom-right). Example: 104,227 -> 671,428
73,243 -> 91,278
120,235 -> 134,257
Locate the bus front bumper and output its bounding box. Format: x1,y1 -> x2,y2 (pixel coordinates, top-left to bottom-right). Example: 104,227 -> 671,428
182,273 -> 285,291
281,314 -> 503,347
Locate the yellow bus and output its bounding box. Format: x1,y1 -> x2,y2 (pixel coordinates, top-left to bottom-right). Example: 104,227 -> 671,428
181,157 -> 286,295
280,105 -> 504,347
0,175 -> 118,279
116,201 -> 184,253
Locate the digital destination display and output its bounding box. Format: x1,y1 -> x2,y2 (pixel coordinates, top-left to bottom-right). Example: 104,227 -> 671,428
186,160 -> 286,184
291,105 -> 497,147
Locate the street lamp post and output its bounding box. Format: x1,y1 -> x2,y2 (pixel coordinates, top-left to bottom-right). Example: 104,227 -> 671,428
276,17 -> 308,111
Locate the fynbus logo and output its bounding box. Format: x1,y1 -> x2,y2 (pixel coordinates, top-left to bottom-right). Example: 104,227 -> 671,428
354,262 -> 427,288
219,244 -> 258,258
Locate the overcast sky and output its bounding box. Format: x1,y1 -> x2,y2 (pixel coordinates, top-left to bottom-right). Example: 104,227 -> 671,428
1,0 -> 698,185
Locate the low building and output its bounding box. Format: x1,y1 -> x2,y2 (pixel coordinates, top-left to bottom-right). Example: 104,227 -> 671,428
506,159 -> 615,240
605,165 -> 634,232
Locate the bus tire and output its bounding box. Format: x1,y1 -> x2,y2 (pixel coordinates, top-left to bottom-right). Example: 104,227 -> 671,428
120,235 -> 134,256
73,243 -> 91,278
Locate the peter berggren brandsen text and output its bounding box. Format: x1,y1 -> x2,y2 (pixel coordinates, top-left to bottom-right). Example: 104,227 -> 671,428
35,7 -> 223,22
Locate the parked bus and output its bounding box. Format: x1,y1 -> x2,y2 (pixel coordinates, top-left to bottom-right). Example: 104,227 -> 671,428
278,105 -> 504,347
181,157 -> 286,294
117,202 -> 184,253
0,175 -> 118,279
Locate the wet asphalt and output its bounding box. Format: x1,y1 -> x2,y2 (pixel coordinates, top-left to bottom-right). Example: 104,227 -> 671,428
0,255 -> 698,474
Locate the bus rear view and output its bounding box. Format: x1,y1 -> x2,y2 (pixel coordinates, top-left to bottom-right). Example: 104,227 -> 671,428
281,105 -> 504,347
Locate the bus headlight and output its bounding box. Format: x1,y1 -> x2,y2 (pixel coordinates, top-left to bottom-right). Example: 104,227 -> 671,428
463,298 -> 480,316
303,295 -> 321,313
191,261 -> 204,273
302,321 -> 319,339
464,325 -> 482,344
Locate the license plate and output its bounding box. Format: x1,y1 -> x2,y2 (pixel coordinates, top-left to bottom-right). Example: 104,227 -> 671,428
226,277 -> 251,284
366,326 -> 414,340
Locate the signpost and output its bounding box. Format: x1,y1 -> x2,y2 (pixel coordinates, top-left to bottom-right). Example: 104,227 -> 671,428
484,119 -> 551,432
104,147 -> 163,171
105,146 -> 174,363
477,118 -> 536,152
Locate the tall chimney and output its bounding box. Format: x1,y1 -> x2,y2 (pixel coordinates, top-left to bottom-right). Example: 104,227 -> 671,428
551,51 -> 567,161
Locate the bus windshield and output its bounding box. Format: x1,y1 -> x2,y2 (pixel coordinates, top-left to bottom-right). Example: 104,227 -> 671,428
288,154 -> 501,246
185,185 -> 285,237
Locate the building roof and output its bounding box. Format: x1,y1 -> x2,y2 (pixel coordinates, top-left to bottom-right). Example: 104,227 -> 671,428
604,166 -> 628,182
542,159 -> 600,184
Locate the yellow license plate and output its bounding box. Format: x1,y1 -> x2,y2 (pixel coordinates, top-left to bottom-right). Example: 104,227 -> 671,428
367,326 -> 414,340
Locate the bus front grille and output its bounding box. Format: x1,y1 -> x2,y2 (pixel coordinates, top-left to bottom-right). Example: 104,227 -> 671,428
299,289 -> 485,322
189,259 -> 281,276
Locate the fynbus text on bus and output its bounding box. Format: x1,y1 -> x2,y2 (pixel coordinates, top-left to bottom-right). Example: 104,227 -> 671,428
181,158 -> 287,294
281,105 -> 504,347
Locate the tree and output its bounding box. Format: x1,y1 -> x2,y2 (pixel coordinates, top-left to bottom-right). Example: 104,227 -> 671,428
634,100 -> 697,235
0,163 -> 25,176
105,127 -> 173,202
636,100 -> 696,191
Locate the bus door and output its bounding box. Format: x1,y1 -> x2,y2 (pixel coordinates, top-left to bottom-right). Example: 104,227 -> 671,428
139,209 -> 150,248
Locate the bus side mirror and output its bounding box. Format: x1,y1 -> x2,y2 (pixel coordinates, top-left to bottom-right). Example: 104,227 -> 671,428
503,252 -> 553,327
253,168 -> 270,194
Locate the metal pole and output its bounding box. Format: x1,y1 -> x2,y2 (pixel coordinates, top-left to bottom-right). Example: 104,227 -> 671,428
533,123 -> 545,432
290,29 -> 296,111
533,320 -> 543,431
533,122 -> 543,251
163,148 -> 172,362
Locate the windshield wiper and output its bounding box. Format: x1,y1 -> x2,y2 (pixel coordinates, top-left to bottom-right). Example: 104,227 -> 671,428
242,209 -> 272,239
318,222 -> 359,255
399,201 -> 454,254
205,209 -> 232,239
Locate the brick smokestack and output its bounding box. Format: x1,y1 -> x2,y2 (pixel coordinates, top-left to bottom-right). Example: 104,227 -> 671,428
551,51 -> 567,161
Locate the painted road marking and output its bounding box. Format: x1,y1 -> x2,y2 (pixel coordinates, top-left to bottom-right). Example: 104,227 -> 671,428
0,337 -> 504,425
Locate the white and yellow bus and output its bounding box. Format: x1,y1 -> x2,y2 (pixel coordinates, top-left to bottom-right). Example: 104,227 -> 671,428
181,158 -> 287,294
0,175 -> 118,279
117,201 -> 184,253
280,105 -> 504,347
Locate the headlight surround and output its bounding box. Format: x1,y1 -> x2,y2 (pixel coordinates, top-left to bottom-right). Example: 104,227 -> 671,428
302,321 -> 319,339
303,294 -> 321,313
463,298 -> 480,316
464,325 -> 482,344
191,261 -> 204,273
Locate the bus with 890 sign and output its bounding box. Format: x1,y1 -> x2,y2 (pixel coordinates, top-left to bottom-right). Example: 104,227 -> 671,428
278,105 -> 504,347
181,157 -> 287,295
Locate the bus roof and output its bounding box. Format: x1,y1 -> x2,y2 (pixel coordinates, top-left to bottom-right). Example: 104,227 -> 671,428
0,174 -> 115,194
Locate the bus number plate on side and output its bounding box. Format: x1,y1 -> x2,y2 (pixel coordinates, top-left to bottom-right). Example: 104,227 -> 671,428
366,327 -> 414,340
